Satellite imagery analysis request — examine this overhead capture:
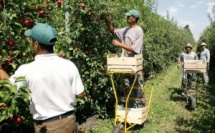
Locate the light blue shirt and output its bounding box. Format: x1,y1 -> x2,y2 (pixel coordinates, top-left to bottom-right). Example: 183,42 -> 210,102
200,48 -> 210,63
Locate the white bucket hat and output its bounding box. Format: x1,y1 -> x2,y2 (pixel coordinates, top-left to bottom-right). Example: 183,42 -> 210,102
201,42 -> 207,46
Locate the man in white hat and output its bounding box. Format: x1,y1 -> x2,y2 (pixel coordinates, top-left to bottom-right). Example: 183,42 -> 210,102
200,42 -> 210,86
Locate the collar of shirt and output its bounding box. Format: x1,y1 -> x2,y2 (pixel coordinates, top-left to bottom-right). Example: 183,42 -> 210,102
34,53 -> 58,60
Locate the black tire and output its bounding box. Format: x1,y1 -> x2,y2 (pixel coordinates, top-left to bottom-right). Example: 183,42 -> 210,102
189,95 -> 196,110
112,124 -> 124,133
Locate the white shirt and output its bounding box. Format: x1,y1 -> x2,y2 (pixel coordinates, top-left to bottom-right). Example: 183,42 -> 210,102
9,54 -> 84,120
200,48 -> 210,62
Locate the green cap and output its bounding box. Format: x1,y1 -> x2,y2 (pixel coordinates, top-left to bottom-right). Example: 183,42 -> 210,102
24,23 -> 57,45
125,9 -> 140,18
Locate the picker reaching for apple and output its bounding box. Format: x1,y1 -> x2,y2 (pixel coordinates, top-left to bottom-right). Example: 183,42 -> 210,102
102,9 -> 143,57
0,23 -> 86,133
103,10 -> 145,108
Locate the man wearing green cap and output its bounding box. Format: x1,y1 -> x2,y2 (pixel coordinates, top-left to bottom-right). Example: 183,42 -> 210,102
103,9 -> 143,57
103,9 -> 144,108
0,23 -> 86,133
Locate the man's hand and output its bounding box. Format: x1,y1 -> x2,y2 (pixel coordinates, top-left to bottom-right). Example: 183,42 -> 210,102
102,12 -> 114,34
112,40 -> 121,47
76,92 -> 86,98
0,69 -> 10,80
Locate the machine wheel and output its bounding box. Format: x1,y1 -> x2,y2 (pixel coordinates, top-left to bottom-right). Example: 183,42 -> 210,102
112,124 -> 124,133
189,95 -> 196,110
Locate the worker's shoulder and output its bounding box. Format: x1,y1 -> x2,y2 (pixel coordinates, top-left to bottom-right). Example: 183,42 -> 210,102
205,48 -> 210,52
57,57 -> 77,67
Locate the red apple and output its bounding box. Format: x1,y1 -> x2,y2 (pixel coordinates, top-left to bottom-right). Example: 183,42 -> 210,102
16,118 -> 22,123
1,103 -> 6,108
80,3 -> 85,8
29,20 -> 34,25
39,11 -> 45,18
9,115 -> 13,120
7,58 -> 13,63
44,2 -> 49,7
61,54 -> 66,58
85,50 -> 89,54
36,6 -> 42,11
101,68 -> 105,71
73,42 -> 77,45
19,17 -> 25,23
39,10 -> 45,16
24,20 -> 30,25
7,40 -> 15,47
57,0 -> 62,5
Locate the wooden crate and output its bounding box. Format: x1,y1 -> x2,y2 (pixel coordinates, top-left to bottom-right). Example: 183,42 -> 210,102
184,60 -> 207,73
117,106 -> 147,125
107,54 -> 143,73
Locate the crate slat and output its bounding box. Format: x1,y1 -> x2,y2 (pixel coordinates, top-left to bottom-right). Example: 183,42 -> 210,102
107,54 -> 143,73
184,60 -> 207,73
184,69 -> 206,73
117,106 -> 147,124
107,64 -> 142,72
184,64 -> 206,68
118,117 -> 146,125
108,58 -> 143,65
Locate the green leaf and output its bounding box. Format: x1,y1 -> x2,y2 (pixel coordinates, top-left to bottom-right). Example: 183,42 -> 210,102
10,85 -> 18,94
19,87 -> 31,94
0,79 -> 10,85
15,76 -> 26,83
0,111 -> 7,122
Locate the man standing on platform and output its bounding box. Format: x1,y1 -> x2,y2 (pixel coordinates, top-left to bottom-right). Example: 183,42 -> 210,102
103,9 -> 144,108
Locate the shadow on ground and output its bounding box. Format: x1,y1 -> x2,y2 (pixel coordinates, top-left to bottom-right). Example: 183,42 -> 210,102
169,87 -> 185,103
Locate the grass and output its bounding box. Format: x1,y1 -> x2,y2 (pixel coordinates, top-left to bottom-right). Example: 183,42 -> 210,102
85,65 -> 215,133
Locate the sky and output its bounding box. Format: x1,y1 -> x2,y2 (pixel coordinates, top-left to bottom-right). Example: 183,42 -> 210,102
156,0 -> 215,41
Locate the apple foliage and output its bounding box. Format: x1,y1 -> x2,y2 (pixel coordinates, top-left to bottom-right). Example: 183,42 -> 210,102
0,0 -> 195,132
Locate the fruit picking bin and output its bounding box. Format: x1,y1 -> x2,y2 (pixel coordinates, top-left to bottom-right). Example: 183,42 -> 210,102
184,60 -> 207,73
117,105 -> 147,125
107,54 -> 143,73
